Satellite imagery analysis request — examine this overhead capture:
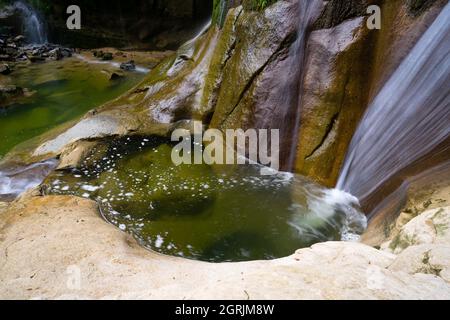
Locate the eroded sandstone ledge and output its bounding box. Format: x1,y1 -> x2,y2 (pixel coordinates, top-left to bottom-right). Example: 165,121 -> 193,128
0,194 -> 449,299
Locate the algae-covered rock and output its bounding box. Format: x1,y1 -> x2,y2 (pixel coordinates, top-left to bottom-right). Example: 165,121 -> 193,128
294,17 -> 373,187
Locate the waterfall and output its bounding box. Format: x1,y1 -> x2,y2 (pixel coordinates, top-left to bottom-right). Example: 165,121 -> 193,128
13,1 -> 47,44
0,159 -> 57,201
337,3 -> 450,201
285,0 -> 322,170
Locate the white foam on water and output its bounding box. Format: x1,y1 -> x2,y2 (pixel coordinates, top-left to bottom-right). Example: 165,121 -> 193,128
289,187 -> 367,242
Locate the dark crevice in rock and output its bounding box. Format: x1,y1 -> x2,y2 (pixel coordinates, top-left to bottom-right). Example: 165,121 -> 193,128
420,250 -> 443,276
305,111 -> 340,160
407,0 -> 439,16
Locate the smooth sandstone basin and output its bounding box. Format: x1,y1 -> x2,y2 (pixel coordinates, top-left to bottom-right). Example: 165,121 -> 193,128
0,195 -> 449,300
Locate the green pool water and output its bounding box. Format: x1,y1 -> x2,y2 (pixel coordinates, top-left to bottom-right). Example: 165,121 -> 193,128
47,137 -> 367,262
0,58 -> 145,158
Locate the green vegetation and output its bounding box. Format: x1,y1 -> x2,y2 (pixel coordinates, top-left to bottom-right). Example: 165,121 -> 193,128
212,0 -> 228,27
246,0 -> 277,11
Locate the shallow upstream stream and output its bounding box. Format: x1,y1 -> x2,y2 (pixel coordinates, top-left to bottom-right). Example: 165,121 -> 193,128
0,57 -> 145,158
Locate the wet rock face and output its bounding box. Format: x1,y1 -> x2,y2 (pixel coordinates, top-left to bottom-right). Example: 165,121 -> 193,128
209,0 -> 302,168
294,17 -> 374,187
210,0 -> 298,129
293,0 -> 447,187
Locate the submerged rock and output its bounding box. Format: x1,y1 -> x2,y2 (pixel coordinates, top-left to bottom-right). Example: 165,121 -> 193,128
109,72 -> 124,81
48,48 -> 62,61
102,52 -> 113,61
93,50 -> 114,61
0,85 -> 24,107
0,84 -> 35,109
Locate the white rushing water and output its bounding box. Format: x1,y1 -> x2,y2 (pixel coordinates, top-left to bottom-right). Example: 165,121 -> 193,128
183,19 -> 212,47
256,0 -> 322,171
13,1 -> 47,44
0,159 -> 57,200
337,3 -> 450,200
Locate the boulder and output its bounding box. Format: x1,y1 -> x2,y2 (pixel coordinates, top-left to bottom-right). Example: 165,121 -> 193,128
13,35 -> 25,43
0,63 -> 11,75
294,17 -> 372,187
120,60 -> 136,71
109,72 -> 124,81
101,52 -> 113,61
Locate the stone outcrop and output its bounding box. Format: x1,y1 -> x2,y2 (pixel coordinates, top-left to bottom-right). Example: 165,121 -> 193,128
294,16 -> 373,187
0,195 -> 449,299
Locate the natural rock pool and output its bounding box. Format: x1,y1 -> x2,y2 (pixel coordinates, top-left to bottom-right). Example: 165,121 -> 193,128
46,136 -> 367,262
0,57 -> 146,158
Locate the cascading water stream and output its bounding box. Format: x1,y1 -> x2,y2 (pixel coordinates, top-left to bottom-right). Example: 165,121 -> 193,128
257,0 -> 322,171
12,1 -> 47,44
337,3 -> 450,201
